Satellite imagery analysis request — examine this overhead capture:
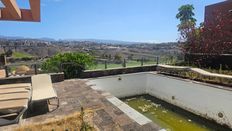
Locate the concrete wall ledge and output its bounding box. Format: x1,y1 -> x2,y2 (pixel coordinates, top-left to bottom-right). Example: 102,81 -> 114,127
158,64 -> 232,79
0,73 -> 64,85
80,65 -> 157,78
157,64 -> 232,87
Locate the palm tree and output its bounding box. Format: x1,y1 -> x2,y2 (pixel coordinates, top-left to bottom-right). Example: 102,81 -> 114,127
176,4 -> 196,24
176,4 -> 198,54
176,5 -> 197,32
176,4 -> 197,43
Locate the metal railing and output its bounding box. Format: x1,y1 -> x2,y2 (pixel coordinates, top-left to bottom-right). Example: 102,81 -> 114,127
1,56 -> 164,77
89,57 -> 159,70
3,62 -> 43,77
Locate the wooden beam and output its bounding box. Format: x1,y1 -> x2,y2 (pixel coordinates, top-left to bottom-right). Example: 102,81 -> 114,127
29,0 -> 40,21
1,0 -> 21,19
0,8 -> 33,22
0,0 -> 40,22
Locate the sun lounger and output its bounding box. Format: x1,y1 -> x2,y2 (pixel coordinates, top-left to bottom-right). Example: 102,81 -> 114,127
31,74 -> 59,110
0,93 -> 30,126
0,83 -> 31,126
0,99 -> 29,126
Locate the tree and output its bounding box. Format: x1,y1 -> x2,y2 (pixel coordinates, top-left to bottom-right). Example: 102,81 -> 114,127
179,25 -> 203,54
5,49 -> 13,57
128,54 -> 134,60
176,4 -> 197,51
176,4 -> 197,41
114,53 -> 122,63
179,8 -> 232,68
176,4 -> 196,26
41,53 -> 94,79
182,10 -> 232,54
108,54 -> 112,60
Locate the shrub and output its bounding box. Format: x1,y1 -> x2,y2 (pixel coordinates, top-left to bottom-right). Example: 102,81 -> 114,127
41,53 -> 94,79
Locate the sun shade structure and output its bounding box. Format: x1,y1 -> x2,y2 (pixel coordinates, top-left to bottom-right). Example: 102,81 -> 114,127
0,83 -> 31,126
0,0 -> 40,22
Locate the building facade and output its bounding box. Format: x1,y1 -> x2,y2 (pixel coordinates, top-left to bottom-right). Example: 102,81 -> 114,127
205,0 -> 232,28
185,1 -> 232,69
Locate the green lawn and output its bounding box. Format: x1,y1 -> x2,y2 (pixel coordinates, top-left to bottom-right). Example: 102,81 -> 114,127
12,52 -> 33,58
88,60 -> 156,70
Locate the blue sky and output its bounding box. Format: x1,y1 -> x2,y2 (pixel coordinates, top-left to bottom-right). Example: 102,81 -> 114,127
0,0 -> 223,42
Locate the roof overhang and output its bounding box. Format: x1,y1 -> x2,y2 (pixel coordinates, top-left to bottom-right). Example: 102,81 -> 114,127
0,0 -> 40,22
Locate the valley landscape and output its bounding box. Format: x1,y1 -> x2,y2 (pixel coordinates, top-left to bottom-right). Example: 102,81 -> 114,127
0,36 -> 182,71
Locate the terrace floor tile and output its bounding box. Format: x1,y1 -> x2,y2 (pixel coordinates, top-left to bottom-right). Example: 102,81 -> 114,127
0,79 -> 160,131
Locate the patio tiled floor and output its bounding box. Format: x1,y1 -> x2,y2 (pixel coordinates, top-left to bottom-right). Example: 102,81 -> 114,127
1,79 -> 160,131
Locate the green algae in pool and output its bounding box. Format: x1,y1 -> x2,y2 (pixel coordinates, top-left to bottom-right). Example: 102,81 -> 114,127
123,96 -> 210,131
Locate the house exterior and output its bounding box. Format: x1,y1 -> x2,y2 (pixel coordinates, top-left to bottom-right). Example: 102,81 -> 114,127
185,1 -> 232,69
204,1 -> 232,52
204,0 -> 232,28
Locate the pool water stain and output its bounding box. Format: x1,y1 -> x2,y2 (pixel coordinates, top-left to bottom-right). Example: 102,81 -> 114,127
123,96 -> 214,131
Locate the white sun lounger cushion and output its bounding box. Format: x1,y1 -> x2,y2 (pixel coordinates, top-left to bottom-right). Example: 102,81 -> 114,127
31,74 -> 57,101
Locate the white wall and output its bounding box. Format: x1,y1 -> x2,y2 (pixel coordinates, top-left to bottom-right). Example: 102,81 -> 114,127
88,73 -> 232,128
146,74 -> 232,128
88,73 -> 147,98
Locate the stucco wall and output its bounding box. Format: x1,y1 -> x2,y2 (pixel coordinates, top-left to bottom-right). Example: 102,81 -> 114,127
147,74 -> 232,128
89,73 -> 147,98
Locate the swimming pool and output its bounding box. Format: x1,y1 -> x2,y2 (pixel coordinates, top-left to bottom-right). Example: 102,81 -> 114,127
87,72 -> 232,129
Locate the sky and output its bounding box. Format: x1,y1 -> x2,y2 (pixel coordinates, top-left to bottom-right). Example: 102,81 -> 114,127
0,0 -> 224,42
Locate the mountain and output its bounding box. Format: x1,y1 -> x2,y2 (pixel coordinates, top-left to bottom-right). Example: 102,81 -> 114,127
0,35 -> 55,41
0,35 -> 153,44
0,35 -> 25,40
61,39 -> 143,45
39,37 -> 56,41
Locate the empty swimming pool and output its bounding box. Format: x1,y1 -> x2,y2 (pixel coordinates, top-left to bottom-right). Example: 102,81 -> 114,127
87,72 -> 232,130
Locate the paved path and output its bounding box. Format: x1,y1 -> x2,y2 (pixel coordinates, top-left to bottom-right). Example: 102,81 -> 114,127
158,64 -> 232,79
